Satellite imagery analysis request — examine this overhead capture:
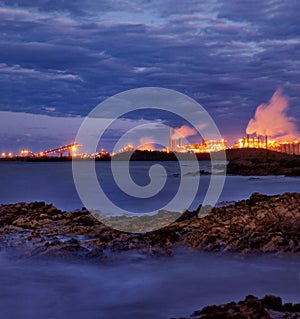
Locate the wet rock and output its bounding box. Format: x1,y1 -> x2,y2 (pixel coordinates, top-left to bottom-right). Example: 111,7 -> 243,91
175,295 -> 300,319
1,192 -> 300,258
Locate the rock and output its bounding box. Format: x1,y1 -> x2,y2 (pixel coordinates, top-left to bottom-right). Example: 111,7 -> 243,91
176,294 -> 300,319
0,192 -> 300,258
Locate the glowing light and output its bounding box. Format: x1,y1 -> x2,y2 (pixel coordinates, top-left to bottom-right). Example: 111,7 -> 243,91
137,144 -> 154,151
117,144 -> 135,153
234,135 -> 300,155
20,149 -> 32,156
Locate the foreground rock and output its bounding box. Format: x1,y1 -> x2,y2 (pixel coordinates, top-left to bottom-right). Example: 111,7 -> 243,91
174,295 -> 300,319
1,192 -> 300,258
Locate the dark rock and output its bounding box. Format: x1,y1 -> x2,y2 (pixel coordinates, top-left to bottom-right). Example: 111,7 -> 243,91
177,294 -> 300,319
1,192 -> 300,259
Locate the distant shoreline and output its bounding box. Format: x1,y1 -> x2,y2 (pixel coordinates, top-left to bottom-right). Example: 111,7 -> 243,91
1,149 -> 300,176
1,148 -> 299,162
0,150 -> 212,162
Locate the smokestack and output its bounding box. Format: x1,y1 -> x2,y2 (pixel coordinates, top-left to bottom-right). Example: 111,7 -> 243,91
169,127 -> 173,152
178,126 -> 182,148
247,135 -> 250,148
173,127 -> 177,151
265,136 -> 268,149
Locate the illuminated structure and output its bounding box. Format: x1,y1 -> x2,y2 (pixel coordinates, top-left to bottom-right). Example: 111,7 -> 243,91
234,135 -> 300,155
276,141 -> 300,155
20,149 -> 34,157
39,142 -> 80,157
95,149 -> 110,158
167,126 -> 226,153
115,144 -> 135,154
1,152 -> 12,158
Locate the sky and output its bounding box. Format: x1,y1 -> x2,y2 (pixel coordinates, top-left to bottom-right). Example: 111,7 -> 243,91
0,0 -> 299,153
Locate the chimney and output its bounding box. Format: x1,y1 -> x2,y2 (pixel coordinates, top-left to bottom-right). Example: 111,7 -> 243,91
169,127 -> 173,152
173,127 -> 177,151
178,126 -> 182,148
265,136 -> 268,149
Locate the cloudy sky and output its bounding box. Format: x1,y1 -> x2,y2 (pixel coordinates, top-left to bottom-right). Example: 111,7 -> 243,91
0,0 -> 299,153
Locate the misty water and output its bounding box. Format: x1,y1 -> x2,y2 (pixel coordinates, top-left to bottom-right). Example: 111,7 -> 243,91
1,161 -> 300,318
1,252 -> 300,319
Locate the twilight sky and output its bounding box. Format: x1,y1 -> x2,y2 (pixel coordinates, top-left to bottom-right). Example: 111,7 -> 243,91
0,0 -> 299,153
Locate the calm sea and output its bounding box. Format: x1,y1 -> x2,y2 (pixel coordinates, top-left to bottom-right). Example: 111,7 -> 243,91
0,161 -> 299,212
1,161 -> 300,319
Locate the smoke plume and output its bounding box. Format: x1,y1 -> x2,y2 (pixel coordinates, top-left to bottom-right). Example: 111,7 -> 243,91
138,136 -> 155,151
246,88 -> 299,141
172,125 -> 197,139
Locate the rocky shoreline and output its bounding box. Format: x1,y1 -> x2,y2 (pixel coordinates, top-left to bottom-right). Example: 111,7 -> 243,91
2,192 -> 300,318
1,192 -> 300,259
174,295 -> 300,319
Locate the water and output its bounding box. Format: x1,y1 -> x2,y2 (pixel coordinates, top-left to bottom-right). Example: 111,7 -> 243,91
1,161 -> 300,318
0,252 -> 300,319
0,161 -> 299,212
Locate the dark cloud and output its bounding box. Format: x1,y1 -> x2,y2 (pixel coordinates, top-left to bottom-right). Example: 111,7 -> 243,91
0,0 -> 141,17
218,0 -> 300,38
0,0 -> 299,145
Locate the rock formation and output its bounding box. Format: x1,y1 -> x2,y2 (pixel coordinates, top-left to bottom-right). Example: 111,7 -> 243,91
0,192 -> 300,258
173,295 -> 300,319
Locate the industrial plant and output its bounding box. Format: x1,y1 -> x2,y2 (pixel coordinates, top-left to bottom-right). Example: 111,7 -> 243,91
1,132 -> 300,159
165,127 -> 227,153
1,143 -> 80,159
234,135 -> 300,155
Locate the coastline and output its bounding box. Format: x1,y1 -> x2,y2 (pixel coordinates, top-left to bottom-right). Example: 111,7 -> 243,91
1,191 -> 300,258
1,191 -> 300,318
2,148 -> 299,176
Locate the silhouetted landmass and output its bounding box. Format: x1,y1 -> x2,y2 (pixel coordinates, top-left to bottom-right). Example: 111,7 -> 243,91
112,150 -> 212,161
226,148 -> 300,176
1,149 -> 300,176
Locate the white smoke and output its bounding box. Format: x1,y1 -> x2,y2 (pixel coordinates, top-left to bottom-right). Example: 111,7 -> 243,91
246,88 -> 300,141
172,125 -> 197,139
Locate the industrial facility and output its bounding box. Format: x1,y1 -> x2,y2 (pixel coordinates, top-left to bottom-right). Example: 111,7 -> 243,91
166,127 -> 227,153
1,143 -> 80,159
1,132 -> 300,159
234,135 -> 300,155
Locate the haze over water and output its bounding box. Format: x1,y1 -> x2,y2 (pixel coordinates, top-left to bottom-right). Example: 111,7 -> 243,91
1,161 -> 300,318
1,251 -> 300,319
